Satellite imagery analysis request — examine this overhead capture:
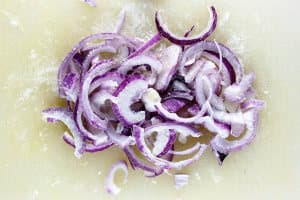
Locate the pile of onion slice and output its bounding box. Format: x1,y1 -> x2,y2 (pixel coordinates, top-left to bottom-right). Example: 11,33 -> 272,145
43,6 -> 264,194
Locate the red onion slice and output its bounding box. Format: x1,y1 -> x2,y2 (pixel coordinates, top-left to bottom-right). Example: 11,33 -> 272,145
62,73 -> 79,102
142,88 -> 208,124
90,72 -> 124,93
202,51 -> 231,86
195,74 -> 213,109
118,55 -> 162,82
155,45 -> 182,90
155,6 -> 217,46
185,60 -> 205,84
210,109 -> 259,153
179,41 -> 243,83
105,160 -> 128,195
144,122 -> 202,139
106,123 -> 135,148
58,33 -> 132,99
128,33 -> 162,59
156,103 -> 208,124
62,132 -> 113,153
112,75 -> 148,126
223,72 -> 255,103
79,61 -> 115,130
133,125 -> 208,170
241,99 -> 265,111
169,143 -> 201,155
152,129 -> 176,157
74,101 -> 110,144
82,45 -> 117,71
213,110 -> 245,125
124,146 -> 163,177
42,108 -> 84,158
90,91 -> 117,121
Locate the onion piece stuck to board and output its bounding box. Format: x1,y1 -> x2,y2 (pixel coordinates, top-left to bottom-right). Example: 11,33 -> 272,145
174,173 -> 190,189
105,160 -> 128,195
43,5 -> 264,195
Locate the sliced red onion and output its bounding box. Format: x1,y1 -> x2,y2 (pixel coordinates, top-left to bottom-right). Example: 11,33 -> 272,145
42,108 -> 84,158
223,72 -> 255,103
155,45 -> 182,90
185,60 -> 205,84
128,33 -> 162,59
82,45 -> 117,71
202,41 -> 244,83
241,99 -> 265,111
155,101 -> 208,124
212,121 -> 231,138
214,40 -> 223,73
157,104 -> 203,124
133,125 -> 208,170
106,123 -> 135,148
142,88 -> 209,124
90,72 -> 124,93
210,95 -> 225,111
210,109 -> 259,153
62,132 -> 113,153
174,173 -> 189,189
144,122 -> 202,138
62,73 -> 79,102
152,129 -> 176,157
124,146 -> 163,177
155,6 -> 217,45
105,160 -> 128,195
213,110 -> 245,125
180,41 -> 243,83
90,91 -> 117,121
44,7 -> 264,193
118,55 -> 162,83
74,101 -> 110,144
195,74 -> 213,108
79,61 -> 115,130
169,143 -> 201,155
58,33 -> 132,99
112,75 -> 148,126
202,51 -> 231,86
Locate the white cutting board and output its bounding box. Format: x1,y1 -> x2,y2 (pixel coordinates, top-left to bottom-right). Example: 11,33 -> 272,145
0,0 -> 299,199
